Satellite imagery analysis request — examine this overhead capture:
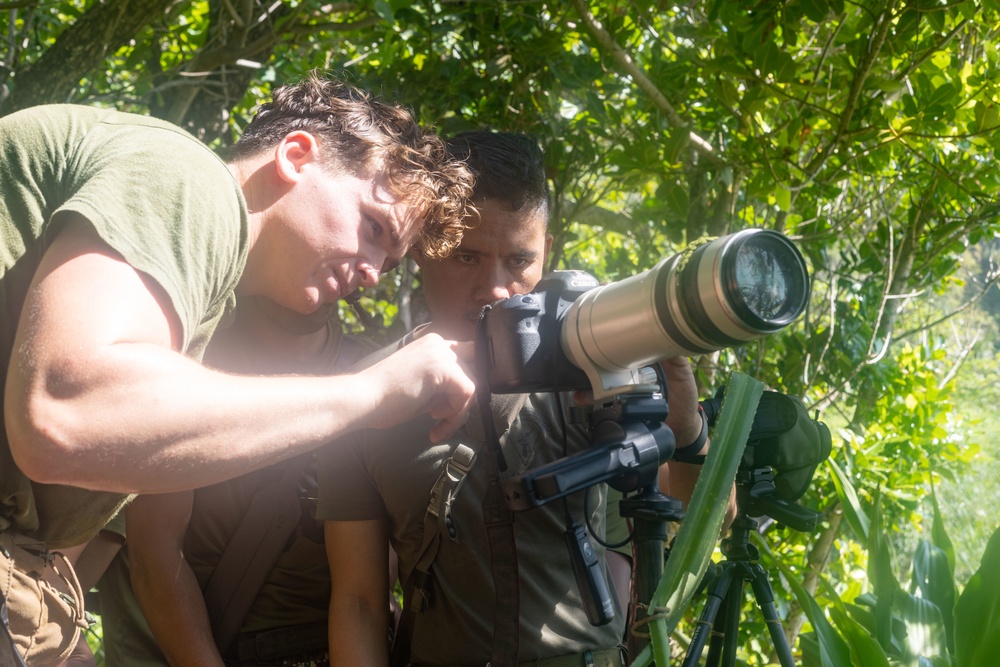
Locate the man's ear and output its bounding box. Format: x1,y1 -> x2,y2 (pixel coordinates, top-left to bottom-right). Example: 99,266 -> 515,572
274,131 -> 319,183
544,233 -> 554,265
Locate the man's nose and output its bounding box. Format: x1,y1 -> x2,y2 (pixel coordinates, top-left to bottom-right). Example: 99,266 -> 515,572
476,268 -> 513,304
358,248 -> 391,288
358,262 -> 381,288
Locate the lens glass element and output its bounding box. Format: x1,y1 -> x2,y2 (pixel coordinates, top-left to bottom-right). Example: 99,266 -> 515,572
722,230 -> 809,332
735,243 -> 791,321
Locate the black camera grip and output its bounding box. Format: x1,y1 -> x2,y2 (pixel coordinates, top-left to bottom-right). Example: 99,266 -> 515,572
565,523 -> 616,626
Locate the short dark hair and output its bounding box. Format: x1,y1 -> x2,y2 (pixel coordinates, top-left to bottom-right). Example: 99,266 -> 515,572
229,71 -> 474,258
445,131 -> 549,217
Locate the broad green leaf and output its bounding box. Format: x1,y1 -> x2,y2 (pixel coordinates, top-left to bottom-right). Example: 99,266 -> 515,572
894,591 -> 948,664
954,526 -> 1000,667
929,490 -> 956,572
775,185 -> 792,212
923,83 -> 958,114
801,0 -> 830,22
827,457 -> 871,543
829,601 -> 892,667
630,372 -> 763,667
868,489 -> 899,650
911,540 -> 955,654
769,542 -> 854,667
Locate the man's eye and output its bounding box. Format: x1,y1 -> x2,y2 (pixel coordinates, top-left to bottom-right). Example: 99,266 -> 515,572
367,217 -> 382,237
508,257 -> 530,269
455,254 -> 477,265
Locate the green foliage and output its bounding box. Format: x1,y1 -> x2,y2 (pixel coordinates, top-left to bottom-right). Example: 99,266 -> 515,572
954,526 -> 1000,667
1,1 -> 998,661
777,480 -> 1000,667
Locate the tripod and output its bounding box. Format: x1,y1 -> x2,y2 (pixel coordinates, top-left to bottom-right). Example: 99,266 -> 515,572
620,485 -> 685,658
680,473 -> 798,667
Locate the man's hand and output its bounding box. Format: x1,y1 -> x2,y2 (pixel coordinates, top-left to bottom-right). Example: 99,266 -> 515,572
660,356 -> 704,453
361,334 -> 476,442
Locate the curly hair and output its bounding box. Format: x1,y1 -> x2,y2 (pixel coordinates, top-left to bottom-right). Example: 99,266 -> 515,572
229,71 -> 474,258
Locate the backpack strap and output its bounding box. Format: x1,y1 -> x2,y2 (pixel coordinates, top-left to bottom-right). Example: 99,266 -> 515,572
203,454 -> 311,656
391,390 -> 529,667
410,443 -> 477,612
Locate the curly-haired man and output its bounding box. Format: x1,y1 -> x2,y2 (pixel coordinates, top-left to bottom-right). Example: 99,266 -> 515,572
0,72 -> 476,666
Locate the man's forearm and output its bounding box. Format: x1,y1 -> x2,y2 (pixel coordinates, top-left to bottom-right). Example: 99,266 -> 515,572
8,334 -> 471,494
326,520 -> 392,667
328,598 -> 391,667
127,494 -> 225,667
132,552 -> 226,667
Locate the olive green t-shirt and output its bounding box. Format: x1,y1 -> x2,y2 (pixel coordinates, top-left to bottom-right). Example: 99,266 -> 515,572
316,392 -> 625,663
0,104 -> 248,548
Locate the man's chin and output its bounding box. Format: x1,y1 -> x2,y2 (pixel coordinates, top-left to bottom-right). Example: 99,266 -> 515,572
453,318 -> 480,342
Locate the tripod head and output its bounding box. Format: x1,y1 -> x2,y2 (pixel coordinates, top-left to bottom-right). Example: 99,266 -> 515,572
735,467 -> 822,532
702,386 -> 831,532
501,380 -> 686,629
503,390 -> 677,510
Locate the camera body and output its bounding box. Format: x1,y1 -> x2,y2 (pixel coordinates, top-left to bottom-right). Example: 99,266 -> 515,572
481,270 -> 643,395
479,229 -> 810,402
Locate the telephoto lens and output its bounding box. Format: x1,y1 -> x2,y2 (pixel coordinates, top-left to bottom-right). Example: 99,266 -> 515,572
560,229 -> 809,394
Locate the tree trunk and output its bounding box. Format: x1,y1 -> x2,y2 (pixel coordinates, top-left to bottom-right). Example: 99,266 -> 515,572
1,0 -> 174,115
782,505 -> 844,648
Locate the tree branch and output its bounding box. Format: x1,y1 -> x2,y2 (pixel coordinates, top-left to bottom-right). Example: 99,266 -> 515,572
569,0 -> 724,167
803,0 -> 898,181
896,268 -> 1000,342
1,0 -> 175,115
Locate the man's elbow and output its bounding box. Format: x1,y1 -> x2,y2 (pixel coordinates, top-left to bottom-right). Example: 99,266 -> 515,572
5,389 -> 87,485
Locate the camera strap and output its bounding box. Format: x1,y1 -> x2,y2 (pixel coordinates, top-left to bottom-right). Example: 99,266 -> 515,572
479,387 -> 521,667
474,309 -> 522,667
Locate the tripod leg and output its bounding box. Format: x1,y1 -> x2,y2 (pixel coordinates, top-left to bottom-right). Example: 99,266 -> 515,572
748,564 -> 796,667
717,565 -> 746,667
703,590 -> 728,667
680,565 -> 735,667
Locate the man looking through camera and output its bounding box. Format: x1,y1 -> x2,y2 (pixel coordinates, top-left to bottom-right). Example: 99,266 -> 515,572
317,131 -> 710,666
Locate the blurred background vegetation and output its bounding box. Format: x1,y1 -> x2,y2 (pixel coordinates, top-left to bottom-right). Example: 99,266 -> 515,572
3,0 -> 999,664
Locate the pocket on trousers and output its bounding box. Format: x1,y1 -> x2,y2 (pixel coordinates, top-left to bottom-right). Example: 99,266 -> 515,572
0,532 -> 87,667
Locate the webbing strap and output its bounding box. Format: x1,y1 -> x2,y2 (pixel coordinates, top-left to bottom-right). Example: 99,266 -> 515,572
411,443 -> 477,612
391,444 -> 476,667
204,455 -> 311,655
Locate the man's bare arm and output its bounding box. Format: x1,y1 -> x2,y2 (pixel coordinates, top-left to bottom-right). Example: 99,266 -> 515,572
326,519 -> 391,667
127,493 -> 225,667
5,220 -> 475,493
658,356 -> 737,528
